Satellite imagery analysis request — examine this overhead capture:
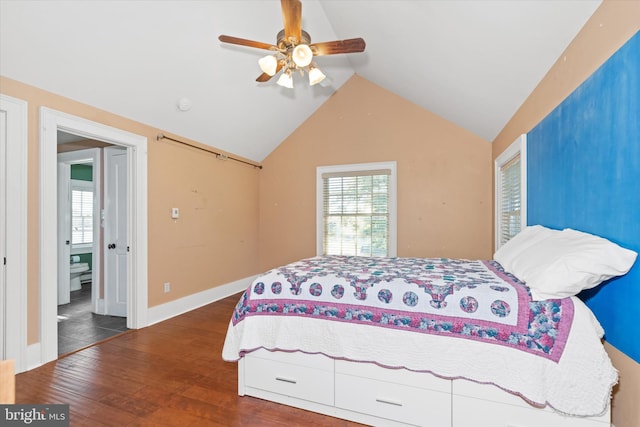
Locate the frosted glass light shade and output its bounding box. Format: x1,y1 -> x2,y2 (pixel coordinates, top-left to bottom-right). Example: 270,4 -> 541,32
308,67 -> 326,85
258,55 -> 278,76
276,71 -> 293,88
292,44 -> 313,67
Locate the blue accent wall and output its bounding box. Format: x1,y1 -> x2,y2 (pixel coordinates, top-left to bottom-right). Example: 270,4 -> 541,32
527,31 -> 640,362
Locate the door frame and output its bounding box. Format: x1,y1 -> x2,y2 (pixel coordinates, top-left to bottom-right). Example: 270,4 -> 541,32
57,148 -> 102,311
0,95 -> 28,373
40,107 -> 148,365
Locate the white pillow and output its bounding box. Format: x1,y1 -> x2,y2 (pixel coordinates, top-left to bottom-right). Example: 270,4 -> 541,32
509,228 -> 637,300
493,225 -> 559,273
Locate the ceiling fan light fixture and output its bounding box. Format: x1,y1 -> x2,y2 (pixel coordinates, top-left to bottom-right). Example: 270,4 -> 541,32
292,44 -> 313,67
218,1 -> 365,88
276,70 -> 294,89
258,55 -> 278,76
308,66 -> 326,86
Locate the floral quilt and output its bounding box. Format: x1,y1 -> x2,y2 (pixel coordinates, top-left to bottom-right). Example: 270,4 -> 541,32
231,256 -> 573,362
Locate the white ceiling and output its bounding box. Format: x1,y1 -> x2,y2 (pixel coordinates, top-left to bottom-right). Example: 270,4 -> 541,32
0,0 -> 601,162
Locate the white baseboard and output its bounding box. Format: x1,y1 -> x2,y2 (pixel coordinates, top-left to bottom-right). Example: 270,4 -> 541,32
146,275 -> 255,326
25,343 -> 43,372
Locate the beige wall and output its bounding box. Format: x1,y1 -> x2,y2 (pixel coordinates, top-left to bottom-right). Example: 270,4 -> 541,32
491,2 -> 640,426
259,75 -> 492,271
606,343 -> 640,427
0,76 -> 261,344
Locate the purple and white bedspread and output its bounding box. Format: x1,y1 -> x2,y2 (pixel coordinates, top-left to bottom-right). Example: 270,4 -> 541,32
222,256 -> 617,417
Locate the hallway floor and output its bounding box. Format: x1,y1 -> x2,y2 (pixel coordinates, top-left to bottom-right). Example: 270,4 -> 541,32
57,283 -> 128,355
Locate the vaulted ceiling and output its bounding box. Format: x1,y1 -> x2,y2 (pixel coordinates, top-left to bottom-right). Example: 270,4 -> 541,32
0,0 -> 601,161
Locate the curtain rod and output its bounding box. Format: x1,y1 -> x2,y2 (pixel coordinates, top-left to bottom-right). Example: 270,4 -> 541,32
156,133 -> 262,169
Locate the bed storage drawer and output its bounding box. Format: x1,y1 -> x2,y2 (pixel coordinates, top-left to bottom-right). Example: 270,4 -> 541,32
335,360 -> 451,393
451,380 -> 610,427
245,348 -> 334,370
244,351 -> 334,406
452,395 -> 609,427
335,361 -> 452,426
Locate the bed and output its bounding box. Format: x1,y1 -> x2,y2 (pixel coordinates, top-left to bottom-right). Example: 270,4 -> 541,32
222,226 -> 637,427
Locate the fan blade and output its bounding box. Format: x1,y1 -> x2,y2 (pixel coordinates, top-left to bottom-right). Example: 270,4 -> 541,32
281,0 -> 302,42
218,35 -> 277,51
256,72 -> 273,83
310,38 -> 366,56
256,61 -> 284,83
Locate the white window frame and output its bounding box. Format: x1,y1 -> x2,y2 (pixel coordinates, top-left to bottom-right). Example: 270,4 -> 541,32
316,161 -> 397,257
494,134 -> 527,250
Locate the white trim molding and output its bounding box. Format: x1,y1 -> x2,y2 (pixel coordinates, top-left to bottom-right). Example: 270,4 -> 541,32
0,94 -> 28,373
26,343 -> 42,371
494,134 -> 527,250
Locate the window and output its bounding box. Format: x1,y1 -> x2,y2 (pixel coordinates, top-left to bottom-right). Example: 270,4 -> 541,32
70,179 -> 93,247
317,162 -> 397,257
495,134 -> 527,249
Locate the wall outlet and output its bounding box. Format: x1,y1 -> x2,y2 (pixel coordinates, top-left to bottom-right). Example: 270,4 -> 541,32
163,282 -> 171,293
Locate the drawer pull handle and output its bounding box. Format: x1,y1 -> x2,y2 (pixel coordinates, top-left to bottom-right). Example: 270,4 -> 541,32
275,376 -> 297,384
375,397 -> 403,407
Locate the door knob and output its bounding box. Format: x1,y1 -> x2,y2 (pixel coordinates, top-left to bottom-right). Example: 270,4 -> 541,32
108,243 -> 116,249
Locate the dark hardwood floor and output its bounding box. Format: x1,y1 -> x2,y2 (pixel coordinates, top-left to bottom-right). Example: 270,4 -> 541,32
17,293 -> 364,426
58,283 -> 129,355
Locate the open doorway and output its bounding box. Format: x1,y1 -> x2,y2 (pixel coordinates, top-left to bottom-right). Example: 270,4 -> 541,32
39,108 -> 148,366
56,136 -> 129,355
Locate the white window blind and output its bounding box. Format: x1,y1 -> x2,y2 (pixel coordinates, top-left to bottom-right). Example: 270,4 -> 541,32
71,187 -> 93,245
322,169 -> 391,257
498,155 -> 521,246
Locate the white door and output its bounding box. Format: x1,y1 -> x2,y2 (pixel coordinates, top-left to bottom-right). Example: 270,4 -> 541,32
0,109 -> 6,358
104,146 -> 128,317
57,162 -> 71,305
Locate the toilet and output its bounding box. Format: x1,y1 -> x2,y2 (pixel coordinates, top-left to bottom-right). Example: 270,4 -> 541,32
70,261 -> 90,291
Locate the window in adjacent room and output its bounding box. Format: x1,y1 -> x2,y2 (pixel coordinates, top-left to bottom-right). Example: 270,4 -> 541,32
495,134 -> 527,249
70,179 -> 94,248
317,161 -> 397,257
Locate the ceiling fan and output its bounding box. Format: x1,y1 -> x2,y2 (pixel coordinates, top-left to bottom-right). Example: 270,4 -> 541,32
218,0 -> 366,88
